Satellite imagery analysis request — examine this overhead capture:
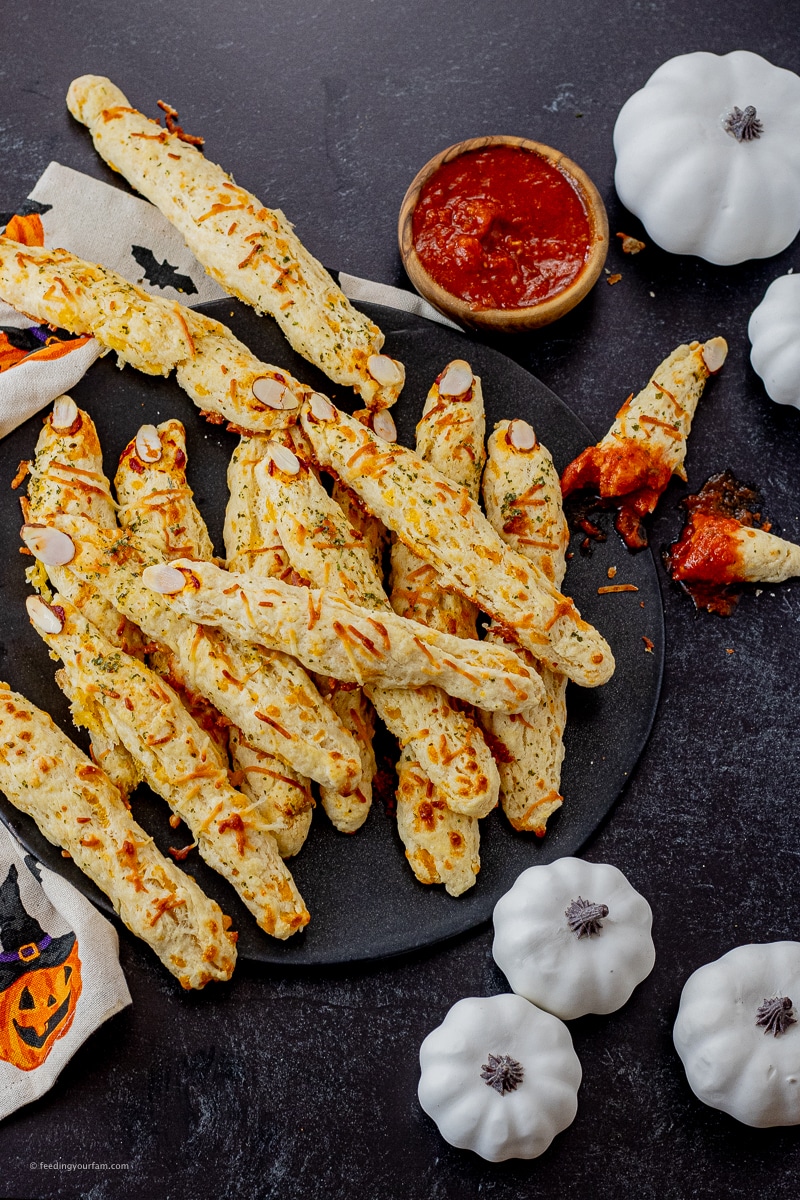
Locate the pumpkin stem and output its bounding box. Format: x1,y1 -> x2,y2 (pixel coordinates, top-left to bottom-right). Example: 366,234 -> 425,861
480,1053 -> 524,1095
755,995 -> 796,1037
565,896 -> 608,938
723,105 -> 763,142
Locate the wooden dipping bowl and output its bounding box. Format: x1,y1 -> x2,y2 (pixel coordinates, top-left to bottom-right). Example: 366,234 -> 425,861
398,135 -> 609,332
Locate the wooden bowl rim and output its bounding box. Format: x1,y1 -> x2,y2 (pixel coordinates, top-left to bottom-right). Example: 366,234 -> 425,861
397,135 -> 609,331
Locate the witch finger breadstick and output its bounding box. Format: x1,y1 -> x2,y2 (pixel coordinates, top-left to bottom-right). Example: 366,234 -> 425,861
0,239 -> 307,431
21,514 -> 363,794
0,682 -> 237,988
482,419 -> 570,834
300,395 -> 614,686
67,74 -> 405,410
561,337 -> 727,548
28,596 -> 309,939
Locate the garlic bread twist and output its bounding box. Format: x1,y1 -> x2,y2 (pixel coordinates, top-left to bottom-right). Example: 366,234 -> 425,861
482,420 -> 570,834
0,239 -> 308,431
28,597 -> 308,939
67,74 -> 405,410
0,681 -> 237,988
300,397 -> 614,686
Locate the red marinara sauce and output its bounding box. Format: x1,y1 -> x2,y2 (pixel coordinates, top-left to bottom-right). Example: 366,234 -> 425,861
411,146 -> 592,311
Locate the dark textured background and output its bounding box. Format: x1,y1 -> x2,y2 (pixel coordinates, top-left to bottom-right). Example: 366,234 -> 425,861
1,1 -> 799,1197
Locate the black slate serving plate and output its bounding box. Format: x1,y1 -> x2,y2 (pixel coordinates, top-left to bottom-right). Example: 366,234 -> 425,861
0,297 -> 663,965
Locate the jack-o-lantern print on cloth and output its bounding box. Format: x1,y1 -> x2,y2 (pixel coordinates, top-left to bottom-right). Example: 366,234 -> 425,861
0,864 -> 82,1071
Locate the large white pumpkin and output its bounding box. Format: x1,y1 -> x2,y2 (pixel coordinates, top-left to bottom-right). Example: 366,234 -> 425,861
613,51 -> 800,265
674,942 -> 800,1127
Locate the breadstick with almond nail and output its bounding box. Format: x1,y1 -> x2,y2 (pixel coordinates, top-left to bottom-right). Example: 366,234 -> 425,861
256,442 -> 499,820
27,596 -> 309,939
0,681 -> 237,989
0,238 -> 307,431
22,514 -> 363,794
67,74 -> 405,410
482,419 -> 570,834
301,394 -> 614,686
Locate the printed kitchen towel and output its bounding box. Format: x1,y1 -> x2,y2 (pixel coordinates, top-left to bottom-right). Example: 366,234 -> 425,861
0,831 -> 131,1120
0,161 -> 457,439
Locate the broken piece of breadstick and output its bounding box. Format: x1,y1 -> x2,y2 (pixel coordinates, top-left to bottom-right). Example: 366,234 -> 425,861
561,337 -> 727,548
0,681 -> 236,988
0,238 -> 308,431
257,442 -> 499,820
67,75 -> 405,410
482,419 -> 570,834
140,556 -> 541,712
23,513 -> 363,794
28,596 -> 309,939
300,396 -> 614,686
395,749 -> 481,898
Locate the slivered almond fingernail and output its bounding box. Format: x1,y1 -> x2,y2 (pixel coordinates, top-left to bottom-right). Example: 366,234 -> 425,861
438,360 -> 473,397
372,410 -> 397,442
21,524 -> 76,566
702,337 -> 727,374
26,595 -> 65,634
268,443 -> 300,475
135,424 -> 162,462
367,354 -> 404,387
252,376 -> 298,410
51,395 -> 79,431
507,419 -> 537,451
307,392 -> 336,421
142,563 -> 186,594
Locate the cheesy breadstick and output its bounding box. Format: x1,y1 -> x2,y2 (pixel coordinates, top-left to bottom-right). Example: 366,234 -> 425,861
0,681 -> 236,988
140,557 -> 541,712
257,445 -> 499,820
24,396 -> 144,795
22,514 -> 363,794
561,338 -> 728,548
0,239 -> 308,431
223,442 -> 314,854
482,419 -> 570,834
390,362 -> 484,637
67,75 -> 405,410
395,749 -> 481,898
28,597 -> 309,939
300,395 -> 614,686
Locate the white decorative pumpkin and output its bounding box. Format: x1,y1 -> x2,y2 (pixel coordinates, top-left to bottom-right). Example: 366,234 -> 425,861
673,942 -> 800,1128
613,51 -> 800,265
492,858 -> 655,1020
417,993 -> 581,1161
748,274 -> 800,407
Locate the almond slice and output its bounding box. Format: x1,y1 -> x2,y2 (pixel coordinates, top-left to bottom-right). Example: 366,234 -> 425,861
268,443 -> 301,475
372,410 -> 397,443
307,392 -> 336,421
20,524 -> 76,566
26,595 -> 64,634
507,419 -> 537,451
135,424 -> 162,463
367,355 -> 404,387
142,563 -> 186,594
51,395 -> 79,431
702,337 -> 728,374
438,360 -> 474,397
252,376 -> 299,410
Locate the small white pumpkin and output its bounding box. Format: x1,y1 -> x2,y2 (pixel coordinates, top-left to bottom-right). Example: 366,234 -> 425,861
418,993 -> 581,1161
613,51 -> 800,265
673,942 -> 800,1128
492,858 -> 655,1020
748,274 -> 800,407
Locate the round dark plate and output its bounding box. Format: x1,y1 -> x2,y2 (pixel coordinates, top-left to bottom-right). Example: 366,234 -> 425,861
0,297 -> 663,966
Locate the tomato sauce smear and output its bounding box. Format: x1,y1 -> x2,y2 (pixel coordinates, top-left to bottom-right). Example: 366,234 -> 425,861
412,146 -> 592,311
